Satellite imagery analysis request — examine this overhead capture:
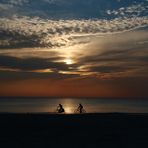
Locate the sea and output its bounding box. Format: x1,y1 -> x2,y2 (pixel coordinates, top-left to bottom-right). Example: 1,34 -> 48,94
0,97 -> 148,113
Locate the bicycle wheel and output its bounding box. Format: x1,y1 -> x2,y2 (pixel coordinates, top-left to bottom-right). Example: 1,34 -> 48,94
74,109 -> 79,113
82,108 -> 86,113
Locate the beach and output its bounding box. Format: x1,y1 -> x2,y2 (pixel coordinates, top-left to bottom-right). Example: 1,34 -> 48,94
0,113 -> 148,148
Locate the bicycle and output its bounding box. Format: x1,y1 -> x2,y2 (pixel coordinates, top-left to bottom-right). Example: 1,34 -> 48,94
74,108 -> 86,114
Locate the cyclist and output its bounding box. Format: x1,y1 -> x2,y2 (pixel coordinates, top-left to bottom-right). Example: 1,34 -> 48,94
57,104 -> 65,113
77,103 -> 84,113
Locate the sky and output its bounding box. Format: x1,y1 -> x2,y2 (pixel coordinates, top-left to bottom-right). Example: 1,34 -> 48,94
0,0 -> 148,97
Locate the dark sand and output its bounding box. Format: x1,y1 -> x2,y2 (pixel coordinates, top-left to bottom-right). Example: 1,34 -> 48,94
0,113 -> 148,148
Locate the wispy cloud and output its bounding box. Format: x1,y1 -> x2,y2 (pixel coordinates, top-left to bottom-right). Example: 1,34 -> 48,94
0,30 -> 147,79
107,2 -> 148,17
7,0 -> 29,6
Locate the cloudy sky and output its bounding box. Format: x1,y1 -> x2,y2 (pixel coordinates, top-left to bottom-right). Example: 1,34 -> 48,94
0,0 -> 148,97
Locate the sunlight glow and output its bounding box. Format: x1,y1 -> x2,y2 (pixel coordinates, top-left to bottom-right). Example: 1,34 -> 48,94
65,59 -> 73,65
65,107 -> 73,114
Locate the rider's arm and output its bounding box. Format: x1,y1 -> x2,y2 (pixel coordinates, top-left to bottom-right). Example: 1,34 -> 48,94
57,106 -> 60,111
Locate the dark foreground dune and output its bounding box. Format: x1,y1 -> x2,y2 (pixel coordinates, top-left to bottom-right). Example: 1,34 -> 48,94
0,113 -> 148,148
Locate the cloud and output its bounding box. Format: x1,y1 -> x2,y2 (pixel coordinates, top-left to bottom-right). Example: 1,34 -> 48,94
0,30 -> 148,79
0,55 -> 70,71
0,16 -> 148,49
0,0 -> 148,97
0,3 -> 12,11
106,2 -> 148,17
87,66 -> 127,73
0,29 -> 43,49
0,1 -> 148,79
74,30 -> 148,78
2,0 -> 29,6
0,69 -> 79,81
0,0 -> 147,19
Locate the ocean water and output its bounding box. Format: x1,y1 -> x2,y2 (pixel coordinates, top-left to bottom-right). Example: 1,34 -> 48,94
0,97 -> 148,113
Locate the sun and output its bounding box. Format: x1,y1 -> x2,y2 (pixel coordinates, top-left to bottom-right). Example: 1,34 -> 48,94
65,59 -> 73,65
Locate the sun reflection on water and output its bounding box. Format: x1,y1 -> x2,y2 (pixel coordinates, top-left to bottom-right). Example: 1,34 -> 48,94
65,107 -> 74,114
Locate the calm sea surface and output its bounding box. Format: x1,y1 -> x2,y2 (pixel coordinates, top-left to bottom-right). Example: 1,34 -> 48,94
0,97 -> 148,113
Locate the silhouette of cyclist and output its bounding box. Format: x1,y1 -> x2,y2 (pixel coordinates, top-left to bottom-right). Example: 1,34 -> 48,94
77,103 -> 84,113
57,104 -> 65,113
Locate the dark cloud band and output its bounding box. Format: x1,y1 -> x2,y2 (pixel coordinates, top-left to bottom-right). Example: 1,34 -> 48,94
0,55 -> 69,71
